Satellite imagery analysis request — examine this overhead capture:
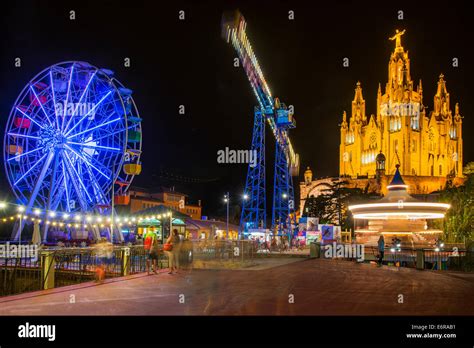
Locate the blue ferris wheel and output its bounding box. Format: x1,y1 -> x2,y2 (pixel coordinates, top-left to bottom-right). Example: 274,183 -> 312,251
4,61 -> 142,216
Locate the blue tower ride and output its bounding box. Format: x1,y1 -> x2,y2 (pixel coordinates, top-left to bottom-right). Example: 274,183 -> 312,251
222,11 -> 300,238
240,107 -> 266,231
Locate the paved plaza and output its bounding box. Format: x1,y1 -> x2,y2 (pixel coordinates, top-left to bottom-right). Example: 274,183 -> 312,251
0,258 -> 472,315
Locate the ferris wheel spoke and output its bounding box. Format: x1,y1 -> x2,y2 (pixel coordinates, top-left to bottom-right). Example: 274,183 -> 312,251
88,127 -> 129,143
25,151 -> 55,211
62,150 -> 93,203
82,160 -> 109,205
66,116 -> 121,139
7,132 -> 41,141
7,147 -> 42,162
49,70 -> 60,130
60,152 -> 89,211
63,70 -> 97,133
67,143 -> 114,176
66,141 -> 121,152
61,161 -> 71,211
61,64 -> 75,132
50,171 -> 70,212
13,151 -> 49,186
64,144 -> 111,180
29,85 -> 54,127
48,160 -> 70,212
64,90 -> 112,136
15,107 -> 46,129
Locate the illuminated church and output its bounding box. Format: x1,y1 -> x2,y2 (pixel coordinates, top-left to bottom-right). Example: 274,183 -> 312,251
339,29 -> 464,194
301,30 -> 464,214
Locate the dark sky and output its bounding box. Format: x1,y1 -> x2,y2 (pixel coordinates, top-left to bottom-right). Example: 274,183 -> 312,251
1,0 -> 473,217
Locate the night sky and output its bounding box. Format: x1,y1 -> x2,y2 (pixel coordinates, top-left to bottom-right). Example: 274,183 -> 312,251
1,0 -> 473,218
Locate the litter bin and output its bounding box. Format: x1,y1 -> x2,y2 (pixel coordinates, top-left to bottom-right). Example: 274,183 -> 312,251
416,249 -> 424,270
310,242 -> 321,258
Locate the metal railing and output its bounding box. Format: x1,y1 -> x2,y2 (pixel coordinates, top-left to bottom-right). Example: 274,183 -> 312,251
317,243 -> 472,272
0,245 -> 164,297
0,256 -> 41,296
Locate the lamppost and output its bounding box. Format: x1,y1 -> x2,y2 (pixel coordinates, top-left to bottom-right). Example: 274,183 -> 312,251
282,192 -> 288,243
169,211 -> 173,237
17,206 -> 25,245
224,193 -> 229,240
242,193 -> 249,240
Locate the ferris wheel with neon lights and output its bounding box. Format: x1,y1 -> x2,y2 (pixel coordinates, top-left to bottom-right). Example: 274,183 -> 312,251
4,61 -> 142,221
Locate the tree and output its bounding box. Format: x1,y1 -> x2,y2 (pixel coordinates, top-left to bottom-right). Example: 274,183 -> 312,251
437,162 -> 474,243
303,179 -> 376,231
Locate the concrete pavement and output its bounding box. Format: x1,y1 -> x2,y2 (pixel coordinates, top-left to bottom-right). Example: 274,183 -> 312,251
0,258 -> 472,315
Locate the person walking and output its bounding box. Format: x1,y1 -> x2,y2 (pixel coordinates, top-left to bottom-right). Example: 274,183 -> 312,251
173,230 -> 182,273
377,235 -> 385,266
165,229 -> 180,274
146,232 -> 159,275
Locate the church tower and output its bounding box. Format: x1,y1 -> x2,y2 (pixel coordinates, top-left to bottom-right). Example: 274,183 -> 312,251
339,29 -> 464,194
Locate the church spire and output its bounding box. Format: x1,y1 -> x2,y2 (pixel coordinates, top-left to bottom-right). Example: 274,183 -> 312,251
454,102 -> 462,123
434,73 -> 450,118
352,81 -> 366,123
341,110 -> 348,129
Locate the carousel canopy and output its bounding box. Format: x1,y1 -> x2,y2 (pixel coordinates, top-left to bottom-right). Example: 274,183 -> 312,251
349,165 -> 450,220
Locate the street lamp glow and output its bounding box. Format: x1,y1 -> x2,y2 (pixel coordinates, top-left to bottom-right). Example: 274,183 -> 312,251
63,213 -> 70,219
243,194 -> 249,200
49,211 -> 56,218
74,214 -> 81,221
0,202 -> 7,209
34,209 -> 41,216
282,193 -> 288,199
86,215 -> 92,222
17,206 -> 25,212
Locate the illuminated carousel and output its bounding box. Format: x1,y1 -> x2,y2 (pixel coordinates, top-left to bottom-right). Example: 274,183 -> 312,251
349,165 -> 450,248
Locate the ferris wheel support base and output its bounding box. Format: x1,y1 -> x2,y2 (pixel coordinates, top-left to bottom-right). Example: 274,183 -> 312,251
11,219 -> 25,241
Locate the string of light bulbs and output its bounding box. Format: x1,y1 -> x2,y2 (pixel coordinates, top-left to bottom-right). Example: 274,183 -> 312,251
0,200 -> 175,227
